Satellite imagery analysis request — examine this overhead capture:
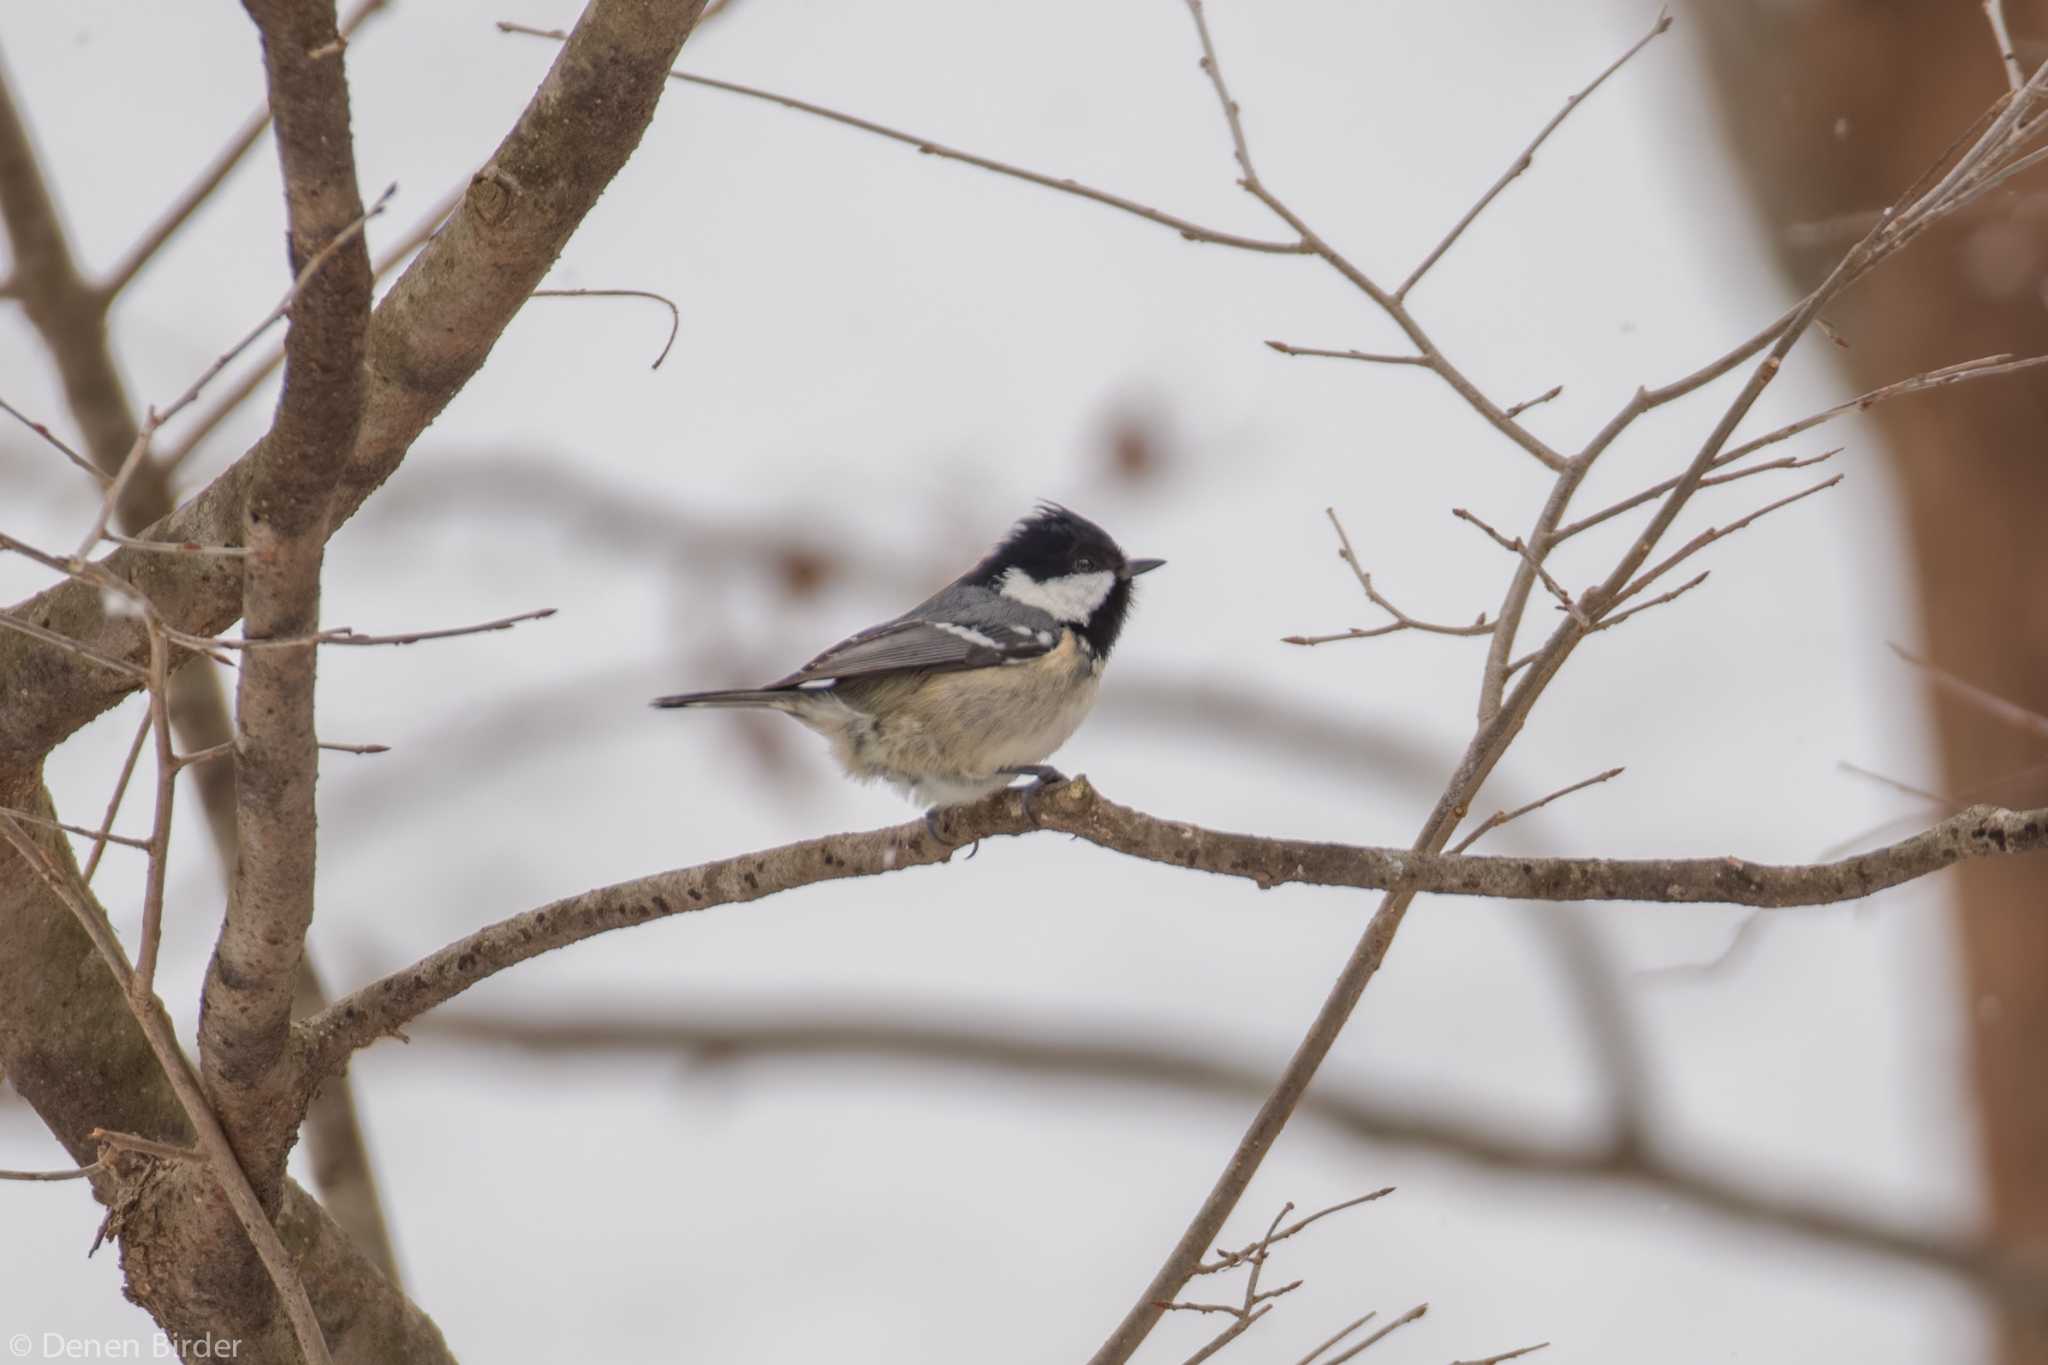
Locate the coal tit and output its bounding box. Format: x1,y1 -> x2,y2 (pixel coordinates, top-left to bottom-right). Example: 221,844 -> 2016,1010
653,504 -> 1163,834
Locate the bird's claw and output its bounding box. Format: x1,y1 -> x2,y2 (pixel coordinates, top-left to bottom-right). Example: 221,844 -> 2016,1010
999,765 -> 1068,826
923,807 -> 981,857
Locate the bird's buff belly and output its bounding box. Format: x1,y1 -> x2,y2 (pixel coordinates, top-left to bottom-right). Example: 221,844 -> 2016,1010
819,631 -> 1103,806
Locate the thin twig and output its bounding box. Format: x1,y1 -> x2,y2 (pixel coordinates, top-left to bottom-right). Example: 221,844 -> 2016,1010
1178,1305 -> 1274,1365
1199,1189 -> 1394,1272
1711,354 -> 2048,479
155,180 -> 464,479
74,182 -> 398,560
169,605 -> 555,653
1325,1303 -> 1428,1364
1502,384 -> 1563,419
1449,767 -> 1624,854
1286,510 -> 1492,644
1890,642 -> 2048,741
1183,0 -> 1259,182
90,1128 -> 204,1164
0,394 -> 107,484
1452,1344 -> 1551,1365
1553,449 -> 1839,548
1591,570 -> 1710,633
1453,507 -> 1587,626
0,609 -> 150,681
495,23 -> 1309,256
1839,761 -> 1959,810
1265,341 -> 1428,366
529,287 -> 681,369
0,805 -> 149,851
1609,475 -> 1842,609
1394,10 -> 1672,300
0,1160 -> 100,1182
94,0 -> 392,303
100,532 -> 249,557
132,621 -> 177,1003
1295,1313 -> 1376,1365
83,710 -> 154,884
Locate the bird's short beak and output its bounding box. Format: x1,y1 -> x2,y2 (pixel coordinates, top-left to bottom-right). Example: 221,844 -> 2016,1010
1121,557 -> 1166,579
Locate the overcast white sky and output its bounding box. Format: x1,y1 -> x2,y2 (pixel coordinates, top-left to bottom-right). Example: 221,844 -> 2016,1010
0,2 -> 1992,1361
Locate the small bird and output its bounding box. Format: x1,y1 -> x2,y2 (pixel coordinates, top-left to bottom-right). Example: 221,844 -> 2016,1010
653,504 -> 1163,837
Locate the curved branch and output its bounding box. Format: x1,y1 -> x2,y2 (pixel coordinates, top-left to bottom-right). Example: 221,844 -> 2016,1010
293,777 -> 2048,1083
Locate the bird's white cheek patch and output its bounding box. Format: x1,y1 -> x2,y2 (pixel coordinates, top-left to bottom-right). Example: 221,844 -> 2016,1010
998,567 -> 1115,622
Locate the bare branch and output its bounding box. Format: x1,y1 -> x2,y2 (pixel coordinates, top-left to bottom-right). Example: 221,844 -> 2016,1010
1502,383 -> 1563,419
171,605 -> 556,653
155,180 -> 465,480
1590,570 -> 1710,633
0,804 -> 148,850
94,0 -> 392,302
99,532 -> 249,557
0,394 -> 106,484
74,181 -> 397,561
496,22 -> 1308,257
131,624 -> 177,1002
1395,10 -> 1672,300
1453,1344 -> 1550,1365
1165,0 -> 1575,475
1449,767 -> 1625,854
1453,507 -> 1587,626
81,709 -> 152,884
1287,509 -> 1493,645
1182,0 -> 1258,182
1609,475 -> 1841,610
0,1159 -> 100,1182
0,607 -> 149,682
296,778 -> 2048,1082
1197,1189 -> 1394,1273
1552,449 -> 1839,548
529,286 -> 681,369
1176,1304 -> 1274,1364
1716,354 -> 2048,483
90,1128 -> 204,1164
1985,0 -> 2027,93
1325,1303 -> 1428,1363
1839,761 -> 1959,810
1891,642 -> 2048,741
1295,1313 -> 1376,1365
1264,340 -> 1428,366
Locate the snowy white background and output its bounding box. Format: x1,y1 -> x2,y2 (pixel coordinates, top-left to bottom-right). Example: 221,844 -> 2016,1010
0,1 -> 1986,1360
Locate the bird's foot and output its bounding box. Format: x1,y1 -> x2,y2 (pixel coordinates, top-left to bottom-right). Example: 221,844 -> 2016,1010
998,765 -> 1068,826
923,807 -> 981,857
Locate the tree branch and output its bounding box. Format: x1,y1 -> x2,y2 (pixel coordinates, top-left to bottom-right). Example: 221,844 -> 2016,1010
194,0 -> 374,1230
294,777 -> 2048,1083
496,21 -> 1310,256
1394,10 -> 1672,301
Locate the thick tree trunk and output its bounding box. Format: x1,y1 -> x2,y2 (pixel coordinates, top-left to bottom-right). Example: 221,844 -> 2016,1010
1690,4 -> 2048,1360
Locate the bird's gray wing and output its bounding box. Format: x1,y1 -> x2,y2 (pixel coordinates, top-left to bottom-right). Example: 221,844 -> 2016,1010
769,595 -> 1060,687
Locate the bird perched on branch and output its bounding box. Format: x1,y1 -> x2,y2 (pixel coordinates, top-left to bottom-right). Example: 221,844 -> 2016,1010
654,504 -> 1163,838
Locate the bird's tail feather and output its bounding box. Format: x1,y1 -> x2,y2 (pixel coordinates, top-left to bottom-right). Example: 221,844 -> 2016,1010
650,688 -> 799,710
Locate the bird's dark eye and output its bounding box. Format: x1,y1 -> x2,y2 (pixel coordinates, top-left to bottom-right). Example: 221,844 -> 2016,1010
1074,556 -> 1098,573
